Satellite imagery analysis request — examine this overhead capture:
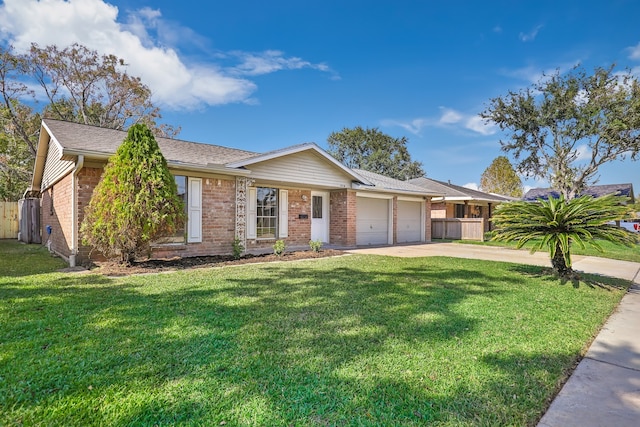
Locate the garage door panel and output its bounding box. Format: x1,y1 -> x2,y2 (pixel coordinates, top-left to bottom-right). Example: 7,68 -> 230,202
397,200 -> 422,243
356,197 -> 389,245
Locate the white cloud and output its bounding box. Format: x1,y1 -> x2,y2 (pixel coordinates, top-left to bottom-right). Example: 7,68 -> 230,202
500,60 -> 581,84
627,42 -> 640,60
463,182 -> 479,191
230,50 -> 330,76
574,144 -> 592,161
519,24 -> 543,42
382,108 -> 496,137
0,0 -> 332,109
438,108 -> 463,125
465,115 -> 496,136
380,118 -> 429,135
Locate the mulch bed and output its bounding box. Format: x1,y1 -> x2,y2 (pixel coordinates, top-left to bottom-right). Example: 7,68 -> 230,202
84,249 -> 346,277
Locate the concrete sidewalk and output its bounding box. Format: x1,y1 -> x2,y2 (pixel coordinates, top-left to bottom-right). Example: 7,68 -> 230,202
347,242 -> 640,427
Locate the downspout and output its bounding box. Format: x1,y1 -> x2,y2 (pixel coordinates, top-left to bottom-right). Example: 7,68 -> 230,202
69,155 -> 84,267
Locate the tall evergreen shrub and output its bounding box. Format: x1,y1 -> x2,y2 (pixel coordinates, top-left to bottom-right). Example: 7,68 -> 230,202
81,124 -> 185,263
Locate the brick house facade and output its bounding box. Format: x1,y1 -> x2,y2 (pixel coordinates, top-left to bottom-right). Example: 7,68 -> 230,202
27,120 -> 439,266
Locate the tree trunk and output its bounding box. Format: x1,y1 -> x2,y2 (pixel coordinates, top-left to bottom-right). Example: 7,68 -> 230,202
551,243 -> 572,277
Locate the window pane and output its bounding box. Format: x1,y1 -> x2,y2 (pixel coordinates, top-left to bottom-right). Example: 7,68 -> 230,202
312,196 -> 322,218
256,187 -> 278,239
155,175 -> 187,244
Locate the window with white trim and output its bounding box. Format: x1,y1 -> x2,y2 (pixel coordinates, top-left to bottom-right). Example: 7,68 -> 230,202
247,187 -> 288,240
256,187 -> 277,238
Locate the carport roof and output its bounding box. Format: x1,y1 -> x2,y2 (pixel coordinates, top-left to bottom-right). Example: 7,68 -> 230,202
408,177 -> 513,202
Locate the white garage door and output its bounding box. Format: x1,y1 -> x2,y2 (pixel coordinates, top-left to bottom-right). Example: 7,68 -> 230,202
356,197 -> 389,245
397,200 -> 422,243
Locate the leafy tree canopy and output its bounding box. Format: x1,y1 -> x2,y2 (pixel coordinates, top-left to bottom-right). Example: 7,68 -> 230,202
327,126 -> 424,180
0,43 -> 178,200
481,64 -> 640,199
480,156 -> 523,198
80,124 -> 185,264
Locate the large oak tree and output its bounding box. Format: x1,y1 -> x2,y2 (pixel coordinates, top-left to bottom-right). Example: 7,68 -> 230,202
481,64 -> 640,199
327,126 -> 424,180
0,43 -> 178,200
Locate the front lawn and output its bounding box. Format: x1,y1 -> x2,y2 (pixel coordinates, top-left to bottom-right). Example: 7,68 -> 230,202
0,241 -> 630,426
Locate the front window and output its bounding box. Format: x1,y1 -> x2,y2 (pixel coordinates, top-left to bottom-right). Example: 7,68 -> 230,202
155,175 -> 187,244
257,187 -> 277,238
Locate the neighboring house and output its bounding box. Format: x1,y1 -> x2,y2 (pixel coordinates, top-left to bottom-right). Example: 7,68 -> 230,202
26,119 -> 441,266
408,177 -> 513,232
522,184 -> 635,203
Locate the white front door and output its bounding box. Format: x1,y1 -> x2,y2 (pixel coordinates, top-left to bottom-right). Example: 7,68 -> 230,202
310,191 -> 329,242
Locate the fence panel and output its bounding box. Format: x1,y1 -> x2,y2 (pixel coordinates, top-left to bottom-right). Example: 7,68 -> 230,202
0,201 -> 19,239
431,218 -> 484,241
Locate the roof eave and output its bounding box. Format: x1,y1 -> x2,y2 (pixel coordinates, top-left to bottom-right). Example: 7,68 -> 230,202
352,183 -> 443,198
61,148 -> 252,177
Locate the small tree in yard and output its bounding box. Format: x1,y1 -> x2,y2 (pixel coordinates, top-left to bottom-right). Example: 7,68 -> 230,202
491,194 -> 637,277
81,124 -> 185,264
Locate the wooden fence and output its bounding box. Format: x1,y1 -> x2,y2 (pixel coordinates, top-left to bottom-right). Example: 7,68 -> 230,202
431,218 -> 485,241
0,201 -> 19,239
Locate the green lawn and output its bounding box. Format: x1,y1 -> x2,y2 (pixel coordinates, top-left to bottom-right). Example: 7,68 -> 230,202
443,235 -> 640,263
0,240 -> 631,426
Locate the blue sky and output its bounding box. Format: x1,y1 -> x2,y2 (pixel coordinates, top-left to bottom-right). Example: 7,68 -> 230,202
1,0 -> 639,194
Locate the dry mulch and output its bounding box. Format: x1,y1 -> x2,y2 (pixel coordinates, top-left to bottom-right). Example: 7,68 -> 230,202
84,249 -> 346,277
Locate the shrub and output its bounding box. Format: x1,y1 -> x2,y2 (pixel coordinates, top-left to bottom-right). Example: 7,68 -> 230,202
491,194 -> 636,277
80,124 -> 185,264
232,237 -> 244,260
273,240 -> 286,256
309,239 -> 323,252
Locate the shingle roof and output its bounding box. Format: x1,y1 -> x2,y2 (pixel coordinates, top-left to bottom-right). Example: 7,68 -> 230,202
354,169 -> 442,195
523,184 -> 635,202
43,119 -> 257,165
408,177 -> 512,202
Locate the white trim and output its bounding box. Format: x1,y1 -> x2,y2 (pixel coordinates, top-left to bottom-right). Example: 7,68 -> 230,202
397,196 -> 425,202
278,189 -> 288,238
247,187 -> 257,239
187,177 -> 202,243
355,191 -> 394,200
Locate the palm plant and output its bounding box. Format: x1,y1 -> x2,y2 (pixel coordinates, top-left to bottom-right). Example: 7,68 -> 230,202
491,194 -> 637,277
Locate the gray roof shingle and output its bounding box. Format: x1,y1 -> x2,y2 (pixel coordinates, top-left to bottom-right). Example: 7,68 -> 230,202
409,177 -> 512,202
523,184 -> 635,202
44,119 -> 256,165
354,169 -> 441,195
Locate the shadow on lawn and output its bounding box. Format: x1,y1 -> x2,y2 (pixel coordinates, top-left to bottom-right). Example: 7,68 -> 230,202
507,264 -> 630,290
0,257 -> 584,425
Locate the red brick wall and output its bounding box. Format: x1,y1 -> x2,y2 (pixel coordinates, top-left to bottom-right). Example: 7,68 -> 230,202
41,172 -> 73,259
425,198 -> 432,242
329,189 -> 356,247
76,167 -> 106,263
